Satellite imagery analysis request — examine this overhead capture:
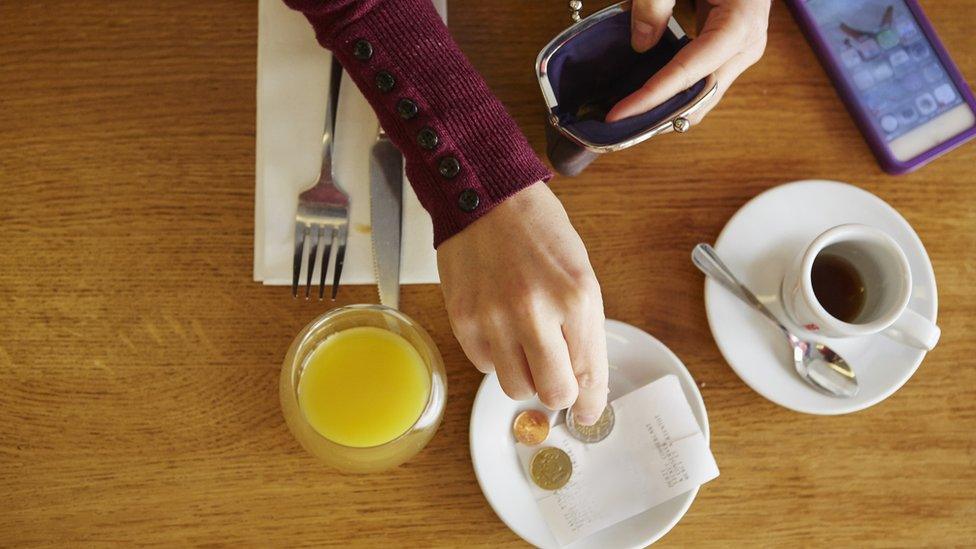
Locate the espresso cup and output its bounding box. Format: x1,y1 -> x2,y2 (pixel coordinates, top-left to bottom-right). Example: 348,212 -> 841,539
781,224 -> 940,350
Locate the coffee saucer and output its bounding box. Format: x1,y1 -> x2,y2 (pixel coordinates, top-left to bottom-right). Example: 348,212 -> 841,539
469,320 -> 709,548
705,180 -> 938,415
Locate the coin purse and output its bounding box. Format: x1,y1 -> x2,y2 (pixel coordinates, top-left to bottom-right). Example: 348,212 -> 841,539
537,1 -> 718,176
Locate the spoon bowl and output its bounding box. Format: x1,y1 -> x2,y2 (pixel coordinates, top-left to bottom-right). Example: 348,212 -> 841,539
693,244 -> 858,398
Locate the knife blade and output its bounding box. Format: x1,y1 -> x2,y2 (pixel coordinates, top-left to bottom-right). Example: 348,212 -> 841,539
369,132 -> 404,309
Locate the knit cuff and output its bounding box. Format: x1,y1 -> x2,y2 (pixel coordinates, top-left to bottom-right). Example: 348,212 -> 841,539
295,0 -> 552,247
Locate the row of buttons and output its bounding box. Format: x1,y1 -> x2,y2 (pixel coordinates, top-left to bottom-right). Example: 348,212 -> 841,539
352,39 -> 479,213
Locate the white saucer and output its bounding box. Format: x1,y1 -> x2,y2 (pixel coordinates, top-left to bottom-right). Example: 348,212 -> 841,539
469,320 -> 710,548
705,180 -> 938,415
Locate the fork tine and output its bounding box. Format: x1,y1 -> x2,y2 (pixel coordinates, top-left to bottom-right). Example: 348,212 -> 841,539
292,223 -> 307,298
330,224 -> 348,300
304,224 -> 320,300
317,226 -> 335,300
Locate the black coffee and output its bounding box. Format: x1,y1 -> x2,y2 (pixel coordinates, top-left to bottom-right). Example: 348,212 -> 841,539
811,254 -> 866,323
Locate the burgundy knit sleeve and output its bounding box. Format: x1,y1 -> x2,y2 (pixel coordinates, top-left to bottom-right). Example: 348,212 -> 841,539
283,0 -> 552,247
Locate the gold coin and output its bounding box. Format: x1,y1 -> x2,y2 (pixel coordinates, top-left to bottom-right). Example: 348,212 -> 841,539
513,409 -> 550,445
566,404 -> 615,443
530,447 -> 572,491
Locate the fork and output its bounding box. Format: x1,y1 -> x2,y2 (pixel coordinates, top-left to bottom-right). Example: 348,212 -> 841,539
292,57 -> 350,300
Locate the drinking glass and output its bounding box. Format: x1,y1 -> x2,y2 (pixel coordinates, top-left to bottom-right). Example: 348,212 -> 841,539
280,304 -> 447,472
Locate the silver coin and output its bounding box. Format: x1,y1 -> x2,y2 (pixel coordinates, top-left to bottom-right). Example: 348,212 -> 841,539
565,403 -> 614,443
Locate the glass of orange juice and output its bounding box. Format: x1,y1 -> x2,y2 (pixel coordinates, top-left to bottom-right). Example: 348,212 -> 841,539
280,304 -> 447,472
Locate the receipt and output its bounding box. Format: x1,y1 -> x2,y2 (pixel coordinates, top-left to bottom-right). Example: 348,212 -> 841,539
515,375 -> 719,546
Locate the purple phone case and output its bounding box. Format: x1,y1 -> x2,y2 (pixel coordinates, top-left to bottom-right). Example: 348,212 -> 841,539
786,0 -> 976,174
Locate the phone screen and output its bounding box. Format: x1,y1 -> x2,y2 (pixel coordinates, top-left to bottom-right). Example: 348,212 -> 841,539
803,0 -> 965,143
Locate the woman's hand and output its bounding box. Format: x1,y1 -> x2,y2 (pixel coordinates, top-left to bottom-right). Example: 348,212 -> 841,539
437,183 -> 609,425
606,0 -> 771,123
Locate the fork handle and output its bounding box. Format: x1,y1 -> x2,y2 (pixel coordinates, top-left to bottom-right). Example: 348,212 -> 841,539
321,56 -> 343,177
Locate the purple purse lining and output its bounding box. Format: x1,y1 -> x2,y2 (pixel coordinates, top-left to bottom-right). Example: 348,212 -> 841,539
547,10 -> 707,145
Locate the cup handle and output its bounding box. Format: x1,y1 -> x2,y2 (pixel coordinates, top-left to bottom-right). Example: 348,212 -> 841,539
883,308 -> 940,350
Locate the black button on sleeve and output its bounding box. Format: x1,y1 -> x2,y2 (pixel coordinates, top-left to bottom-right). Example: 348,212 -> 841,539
397,98 -> 419,120
458,189 -> 480,212
438,156 -> 460,179
352,39 -> 373,61
417,127 -> 439,150
375,71 -> 395,93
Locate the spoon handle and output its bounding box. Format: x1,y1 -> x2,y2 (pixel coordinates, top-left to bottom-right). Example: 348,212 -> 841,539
691,243 -> 792,336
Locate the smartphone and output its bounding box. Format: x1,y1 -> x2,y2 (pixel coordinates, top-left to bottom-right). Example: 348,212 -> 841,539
787,0 -> 976,174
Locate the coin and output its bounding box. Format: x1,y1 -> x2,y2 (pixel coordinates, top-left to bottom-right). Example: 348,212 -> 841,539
530,447 -> 572,490
565,403 -> 615,443
513,409 -> 550,445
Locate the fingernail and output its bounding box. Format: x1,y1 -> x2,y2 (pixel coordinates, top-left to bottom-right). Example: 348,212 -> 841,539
632,21 -> 654,52
575,413 -> 598,426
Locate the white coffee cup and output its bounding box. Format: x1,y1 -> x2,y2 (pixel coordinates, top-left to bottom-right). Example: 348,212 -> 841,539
781,224 -> 940,350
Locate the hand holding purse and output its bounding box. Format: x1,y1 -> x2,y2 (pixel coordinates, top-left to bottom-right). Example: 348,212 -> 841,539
537,1 -> 718,175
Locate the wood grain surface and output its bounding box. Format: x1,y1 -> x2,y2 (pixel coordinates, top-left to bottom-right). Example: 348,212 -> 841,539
1,1 -> 974,546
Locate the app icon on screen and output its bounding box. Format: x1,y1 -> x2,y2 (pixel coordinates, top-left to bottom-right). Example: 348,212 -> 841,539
933,84 -> 957,106
902,73 -> 925,92
854,70 -> 876,90
908,42 -> 929,60
895,18 -> 918,41
872,62 -> 894,82
876,28 -> 899,49
923,63 -> 944,83
898,105 -> 919,124
880,114 -> 899,133
857,38 -> 882,60
915,93 -> 937,115
841,47 -> 862,68
889,49 -> 910,68
864,91 -> 889,115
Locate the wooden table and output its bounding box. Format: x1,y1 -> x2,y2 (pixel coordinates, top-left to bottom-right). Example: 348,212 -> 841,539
2,1 -> 974,546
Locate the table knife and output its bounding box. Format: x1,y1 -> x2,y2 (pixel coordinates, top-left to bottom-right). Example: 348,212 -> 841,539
369,130 -> 403,309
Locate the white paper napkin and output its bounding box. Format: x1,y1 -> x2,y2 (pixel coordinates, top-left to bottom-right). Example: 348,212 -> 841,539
254,0 -> 444,285
516,375 -> 720,546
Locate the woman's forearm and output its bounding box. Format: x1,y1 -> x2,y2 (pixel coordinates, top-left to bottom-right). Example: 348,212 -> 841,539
285,0 -> 551,247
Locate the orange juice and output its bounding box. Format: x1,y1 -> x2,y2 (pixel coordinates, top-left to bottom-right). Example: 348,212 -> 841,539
297,326 -> 431,448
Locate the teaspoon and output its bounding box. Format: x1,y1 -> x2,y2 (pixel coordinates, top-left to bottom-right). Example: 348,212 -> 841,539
692,243 -> 859,398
